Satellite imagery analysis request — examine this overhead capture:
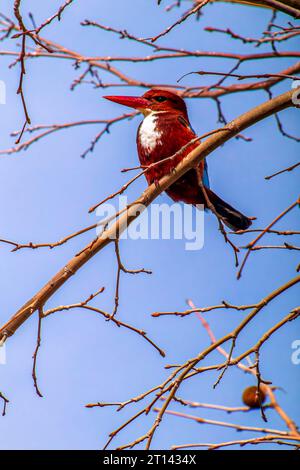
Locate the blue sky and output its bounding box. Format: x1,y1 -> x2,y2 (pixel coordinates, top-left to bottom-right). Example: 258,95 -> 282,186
0,0 -> 299,450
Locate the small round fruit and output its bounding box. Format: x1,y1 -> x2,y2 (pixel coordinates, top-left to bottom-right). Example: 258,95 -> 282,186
242,386 -> 266,408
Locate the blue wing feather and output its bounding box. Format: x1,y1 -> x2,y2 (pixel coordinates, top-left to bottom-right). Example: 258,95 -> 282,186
203,159 -> 210,188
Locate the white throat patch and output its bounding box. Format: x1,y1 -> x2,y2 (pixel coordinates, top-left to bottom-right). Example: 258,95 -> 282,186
139,112 -> 163,152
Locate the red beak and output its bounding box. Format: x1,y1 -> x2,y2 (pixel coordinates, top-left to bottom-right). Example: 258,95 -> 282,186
104,95 -> 150,110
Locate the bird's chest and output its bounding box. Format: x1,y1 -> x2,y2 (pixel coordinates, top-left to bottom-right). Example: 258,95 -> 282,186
137,114 -> 176,170
136,113 -> 194,184
137,114 -> 163,159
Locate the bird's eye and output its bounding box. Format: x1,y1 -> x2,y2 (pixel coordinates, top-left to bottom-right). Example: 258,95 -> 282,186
154,96 -> 167,102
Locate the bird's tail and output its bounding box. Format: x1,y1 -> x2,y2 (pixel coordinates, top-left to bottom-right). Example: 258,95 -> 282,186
203,187 -> 252,232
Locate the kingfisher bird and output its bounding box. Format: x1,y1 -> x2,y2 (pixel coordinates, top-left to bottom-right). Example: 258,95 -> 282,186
104,89 -> 252,231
